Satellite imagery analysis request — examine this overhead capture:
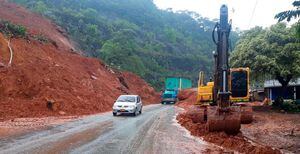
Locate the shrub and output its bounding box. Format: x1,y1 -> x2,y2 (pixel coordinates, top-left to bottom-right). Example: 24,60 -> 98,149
281,100 -> 300,112
0,20 -> 27,38
33,34 -> 49,43
273,97 -> 284,107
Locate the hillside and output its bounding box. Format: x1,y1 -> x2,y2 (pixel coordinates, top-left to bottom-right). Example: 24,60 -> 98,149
10,0 -> 239,89
0,0 -> 160,121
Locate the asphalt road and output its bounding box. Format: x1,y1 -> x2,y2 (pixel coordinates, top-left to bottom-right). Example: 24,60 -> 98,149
0,104 -> 221,154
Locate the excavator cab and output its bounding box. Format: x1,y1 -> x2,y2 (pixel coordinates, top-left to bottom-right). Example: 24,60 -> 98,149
230,68 -> 250,102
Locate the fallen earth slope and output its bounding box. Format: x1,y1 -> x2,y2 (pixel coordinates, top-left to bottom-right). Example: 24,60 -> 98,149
0,1 -> 160,121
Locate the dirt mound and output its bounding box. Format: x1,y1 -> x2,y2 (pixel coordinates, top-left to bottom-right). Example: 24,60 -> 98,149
0,1 -> 160,121
0,0 -> 74,51
0,34 -> 159,121
177,88 -> 197,101
119,72 -> 161,105
0,38 -> 160,120
176,89 -> 197,109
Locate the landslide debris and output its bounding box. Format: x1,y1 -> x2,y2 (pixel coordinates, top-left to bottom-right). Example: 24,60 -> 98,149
0,32 -> 160,121
0,1 -> 160,121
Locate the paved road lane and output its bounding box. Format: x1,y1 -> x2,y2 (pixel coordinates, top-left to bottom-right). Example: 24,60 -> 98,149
0,104 -> 221,154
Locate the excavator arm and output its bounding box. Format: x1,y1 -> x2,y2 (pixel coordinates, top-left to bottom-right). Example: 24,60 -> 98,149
212,5 -> 232,109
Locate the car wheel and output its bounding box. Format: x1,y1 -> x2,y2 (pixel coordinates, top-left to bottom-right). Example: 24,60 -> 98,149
132,109 -> 137,116
113,112 -> 117,116
139,107 -> 142,114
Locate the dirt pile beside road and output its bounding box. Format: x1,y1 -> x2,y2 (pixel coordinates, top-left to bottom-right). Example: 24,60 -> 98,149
177,88 -> 197,101
0,34 -> 159,121
176,88 -> 197,109
0,1 -> 160,121
176,89 -> 282,153
119,72 -> 161,105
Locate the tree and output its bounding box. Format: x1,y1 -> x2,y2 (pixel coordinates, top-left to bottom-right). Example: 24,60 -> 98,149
275,1 -> 300,22
33,1 -> 47,14
12,0 -> 228,89
275,1 -> 300,37
230,23 -> 300,97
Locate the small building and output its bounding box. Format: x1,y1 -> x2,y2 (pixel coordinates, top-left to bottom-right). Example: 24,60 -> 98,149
264,78 -> 300,103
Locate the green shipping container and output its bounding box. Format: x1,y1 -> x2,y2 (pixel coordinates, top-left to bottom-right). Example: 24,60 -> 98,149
180,78 -> 192,90
165,77 -> 192,90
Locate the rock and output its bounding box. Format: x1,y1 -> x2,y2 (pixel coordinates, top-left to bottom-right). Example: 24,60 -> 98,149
59,111 -> 66,115
0,62 -> 5,67
91,75 -> 98,80
46,99 -> 60,111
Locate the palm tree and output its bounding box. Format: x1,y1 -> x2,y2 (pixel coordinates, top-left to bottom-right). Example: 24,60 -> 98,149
275,1 -> 300,22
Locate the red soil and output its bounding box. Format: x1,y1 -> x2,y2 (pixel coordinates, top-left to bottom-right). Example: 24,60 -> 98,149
176,89 -> 290,153
120,72 -> 160,105
0,35 -> 160,121
0,1 -> 160,121
0,0 -> 74,51
176,88 -> 197,109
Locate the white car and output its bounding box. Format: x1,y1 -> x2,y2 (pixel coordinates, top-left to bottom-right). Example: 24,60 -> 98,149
112,95 -> 143,116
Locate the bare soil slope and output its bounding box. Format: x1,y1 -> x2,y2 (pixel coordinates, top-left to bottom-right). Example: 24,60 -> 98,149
0,0 -> 75,51
0,1 -> 160,121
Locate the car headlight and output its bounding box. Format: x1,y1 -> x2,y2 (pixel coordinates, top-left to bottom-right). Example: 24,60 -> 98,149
129,105 -> 136,108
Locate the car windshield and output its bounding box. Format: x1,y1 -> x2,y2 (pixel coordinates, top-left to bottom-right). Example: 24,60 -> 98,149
116,96 -> 136,102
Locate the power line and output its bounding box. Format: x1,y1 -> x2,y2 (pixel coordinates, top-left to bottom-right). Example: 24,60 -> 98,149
248,0 -> 259,29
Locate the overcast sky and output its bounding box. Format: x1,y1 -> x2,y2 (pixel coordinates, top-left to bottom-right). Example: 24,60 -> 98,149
153,0 -> 295,30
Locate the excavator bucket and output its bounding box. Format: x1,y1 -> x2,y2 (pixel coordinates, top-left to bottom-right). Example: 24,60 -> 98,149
207,106 -> 241,134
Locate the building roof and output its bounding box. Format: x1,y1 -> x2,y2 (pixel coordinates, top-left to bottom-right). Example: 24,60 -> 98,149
264,78 -> 300,88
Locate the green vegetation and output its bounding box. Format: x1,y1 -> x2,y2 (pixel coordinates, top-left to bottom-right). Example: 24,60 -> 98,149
275,0 -> 300,38
32,34 -> 49,43
231,1 -> 300,109
230,23 -> 300,100
0,20 -> 27,38
11,0 -> 238,89
0,20 -> 49,43
273,98 -> 300,113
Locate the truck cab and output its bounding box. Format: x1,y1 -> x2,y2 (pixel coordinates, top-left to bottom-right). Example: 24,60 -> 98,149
161,89 -> 178,104
161,77 -> 192,104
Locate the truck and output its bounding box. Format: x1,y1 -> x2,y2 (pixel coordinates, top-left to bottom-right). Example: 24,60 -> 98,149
161,77 -> 192,104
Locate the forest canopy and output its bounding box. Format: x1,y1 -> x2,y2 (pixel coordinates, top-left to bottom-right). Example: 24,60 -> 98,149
230,23 -> 300,88
11,0 -> 238,89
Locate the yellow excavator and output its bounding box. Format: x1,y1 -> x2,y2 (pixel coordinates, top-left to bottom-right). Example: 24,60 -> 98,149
194,5 -> 253,134
196,67 -> 250,104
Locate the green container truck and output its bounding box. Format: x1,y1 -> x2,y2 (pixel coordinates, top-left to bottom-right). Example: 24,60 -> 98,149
162,77 -> 192,104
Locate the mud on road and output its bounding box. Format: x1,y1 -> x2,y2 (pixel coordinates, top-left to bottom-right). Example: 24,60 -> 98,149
176,89 -> 300,154
0,104 -> 226,154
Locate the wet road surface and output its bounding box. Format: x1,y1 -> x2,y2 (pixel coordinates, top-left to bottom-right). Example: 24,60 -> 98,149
0,104 -> 221,154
